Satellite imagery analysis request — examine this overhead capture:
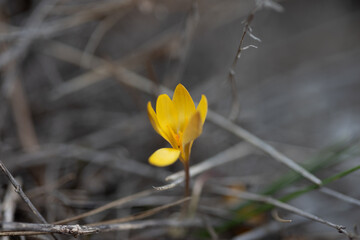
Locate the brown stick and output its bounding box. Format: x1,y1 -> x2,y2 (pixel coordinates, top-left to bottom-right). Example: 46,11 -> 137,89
0,160 -> 56,240
184,160 -> 190,197
9,74 -> 39,152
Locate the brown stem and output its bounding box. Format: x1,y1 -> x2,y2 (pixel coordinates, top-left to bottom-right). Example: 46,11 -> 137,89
184,161 -> 190,197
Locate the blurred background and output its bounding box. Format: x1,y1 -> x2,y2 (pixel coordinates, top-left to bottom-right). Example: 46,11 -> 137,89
0,0 -> 360,239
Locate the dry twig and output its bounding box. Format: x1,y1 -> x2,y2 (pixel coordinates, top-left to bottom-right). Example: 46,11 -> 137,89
1,218 -> 204,236
8,71 -> 39,152
0,0 -> 59,69
54,189 -> 155,224
88,197 -> 190,225
232,218 -> 307,240
166,142 -> 253,182
211,186 -> 360,240
0,160 -> 56,240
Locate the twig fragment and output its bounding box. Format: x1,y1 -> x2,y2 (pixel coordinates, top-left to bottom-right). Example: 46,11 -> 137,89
163,1 -> 199,87
3,178 -> 21,224
227,0 -> 283,120
211,186 -> 359,239
8,71 -> 39,152
89,197 -> 190,225
319,187 -> 360,208
0,160 -> 48,224
207,111 -> 322,185
232,218 -> 307,240
1,218 -> 204,236
54,189 -> 155,224
0,160 -> 57,240
271,209 -> 292,223
81,13 -> 124,67
166,142 -> 253,182
0,0 -> 59,69
154,143 -> 252,190
1,223 -> 99,237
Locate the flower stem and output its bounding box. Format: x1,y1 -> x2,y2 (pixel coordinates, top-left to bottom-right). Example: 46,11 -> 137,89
184,161 -> 190,197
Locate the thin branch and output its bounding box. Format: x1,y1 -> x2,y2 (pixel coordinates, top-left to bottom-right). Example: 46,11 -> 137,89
5,143 -> 170,181
206,111 -> 322,185
232,218 -> 307,240
319,187 -> 360,208
188,174 -> 209,217
227,0 -> 283,120
154,143 -> 252,191
26,173 -> 75,199
0,0 -> 133,43
3,178 -> 21,224
88,197 -> 190,225
0,161 -> 47,223
153,178 -> 184,191
201,216 -> 219,240
54,189 -> 155,224
81,13 -> 124,67
0,160 -> 57,240
210,186 -> 360,239
163,1 -> 199,87
227,11 -> 255,120
165,142 -> 252,182
1,223 -> 99,237
1,218 -> 204,236
271,209 -> 292,223
0,0 -> 59,69
8,70 -> 39,152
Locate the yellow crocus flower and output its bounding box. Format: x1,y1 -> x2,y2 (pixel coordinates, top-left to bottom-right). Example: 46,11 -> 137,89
147,84 -> 208,167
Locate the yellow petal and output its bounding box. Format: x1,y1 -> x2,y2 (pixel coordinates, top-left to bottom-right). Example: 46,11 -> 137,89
156,94 -> 179,133
196,95 -> 208,124
147,102 -> 161,134
182,111 -> 202,145
149,148 -> 180,167
148,102 -> 178,148
147,102 -> 170,142
172,84 -> 196,131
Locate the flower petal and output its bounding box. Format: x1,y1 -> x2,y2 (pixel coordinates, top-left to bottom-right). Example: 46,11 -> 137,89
172,84 -> 195,131
196,95 -> 208,124
182,111 -> 202,145
149,148 -> 180,167
147,102 -> 171,143
156,94 -> 179,133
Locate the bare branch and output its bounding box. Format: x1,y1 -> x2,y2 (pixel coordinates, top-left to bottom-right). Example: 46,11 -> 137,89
89,197 -> 190,225
0,160 -> 47,223
319,187 -> 360,208
54,189 -> 155,224
3,178 -> 21,224
8,70 -> 39,152
0,160 -> 56,240
1,223 -> 99,237
81,13 -> 124,67
226,0 -> 283,120
206,111 -> 322,185
232,219 -> 307,240
163,1 -> 199,87
0,0 -> 59,69
166,142 -> 253,182
211,186 -> 359,239
1,218 -> 204,236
